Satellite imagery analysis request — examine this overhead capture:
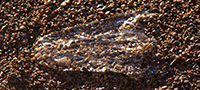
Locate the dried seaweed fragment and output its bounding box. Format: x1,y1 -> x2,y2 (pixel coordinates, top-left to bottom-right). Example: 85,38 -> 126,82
33,12 -> 159,78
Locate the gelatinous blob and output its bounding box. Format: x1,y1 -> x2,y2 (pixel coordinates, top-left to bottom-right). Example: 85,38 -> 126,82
34,12 -> 159,78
